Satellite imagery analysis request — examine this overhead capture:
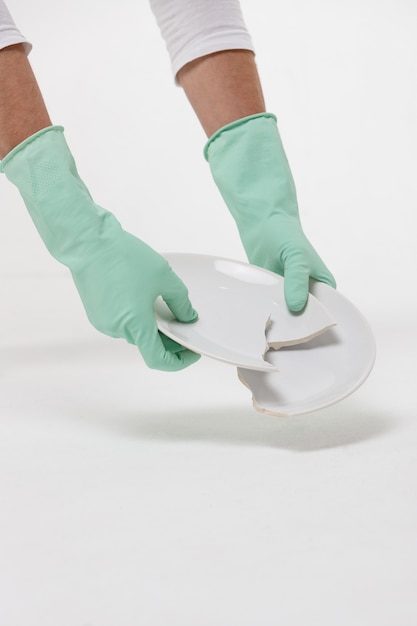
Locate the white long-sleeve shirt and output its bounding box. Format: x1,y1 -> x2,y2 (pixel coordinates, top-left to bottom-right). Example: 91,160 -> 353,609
0,0 -> 31,52
0,0 -> 253,78
149,0 -> 254,78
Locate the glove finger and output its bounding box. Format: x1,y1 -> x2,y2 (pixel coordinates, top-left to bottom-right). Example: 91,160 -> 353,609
311,264 -> 337,289
138,316 -> 200,371
159,331 -> 188,353
283,262 -> 311,312
175,349 -> 201,369
161,270 -> 199,323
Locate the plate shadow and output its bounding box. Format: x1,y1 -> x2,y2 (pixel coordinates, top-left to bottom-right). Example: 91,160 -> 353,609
91,400 -> 398,453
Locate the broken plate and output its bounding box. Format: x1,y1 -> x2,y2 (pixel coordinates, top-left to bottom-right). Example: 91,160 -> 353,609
155,253 -> 336,371
238,280 -> 376,417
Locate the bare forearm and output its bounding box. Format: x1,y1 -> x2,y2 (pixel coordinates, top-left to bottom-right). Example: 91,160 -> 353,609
0,44 -> 51,159
177,49 -> 266,138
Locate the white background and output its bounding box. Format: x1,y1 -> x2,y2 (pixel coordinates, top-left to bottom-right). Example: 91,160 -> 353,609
0,1 -> 416,624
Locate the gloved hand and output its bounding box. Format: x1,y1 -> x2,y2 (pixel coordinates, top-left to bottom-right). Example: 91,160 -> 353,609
0,126 -> 200,371
205,113 -> 336,312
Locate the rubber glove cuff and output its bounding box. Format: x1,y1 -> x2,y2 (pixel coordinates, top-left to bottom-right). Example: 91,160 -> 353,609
0,125 -> 65,172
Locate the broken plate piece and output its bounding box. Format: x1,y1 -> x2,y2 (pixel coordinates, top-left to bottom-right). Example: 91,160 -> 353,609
155,253 -> 336,371
238,280 -> 376,417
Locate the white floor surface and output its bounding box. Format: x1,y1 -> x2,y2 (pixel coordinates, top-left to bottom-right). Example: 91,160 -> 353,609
1,273 -> 416,626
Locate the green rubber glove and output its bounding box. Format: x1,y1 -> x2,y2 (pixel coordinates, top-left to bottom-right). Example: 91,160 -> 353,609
205,113 -> 336,312
0,126 -> 200,371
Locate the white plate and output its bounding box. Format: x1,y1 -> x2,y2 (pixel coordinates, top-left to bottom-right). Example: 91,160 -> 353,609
238,280 -> 376,417
156,253 -> 336,371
